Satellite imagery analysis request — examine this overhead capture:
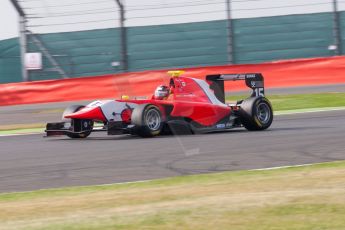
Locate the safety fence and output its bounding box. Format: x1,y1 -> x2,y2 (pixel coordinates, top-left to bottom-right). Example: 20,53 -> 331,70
2,0 -> 345,83
1,56 -> 345,106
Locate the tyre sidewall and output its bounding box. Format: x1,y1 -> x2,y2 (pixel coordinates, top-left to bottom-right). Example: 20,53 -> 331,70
62,105 -> 93,138
252,98 -> 273,129
239,97 -> 273,130
131,104 -> 164,137
62,105 -> 85,122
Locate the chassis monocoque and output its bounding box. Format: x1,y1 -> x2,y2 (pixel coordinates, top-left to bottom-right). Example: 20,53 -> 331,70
45,71 -> 273,138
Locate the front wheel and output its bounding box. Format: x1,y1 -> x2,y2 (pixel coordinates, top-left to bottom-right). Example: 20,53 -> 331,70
62,105 -> 93,138
131,104 -> 163,137
238,97 -> 273,131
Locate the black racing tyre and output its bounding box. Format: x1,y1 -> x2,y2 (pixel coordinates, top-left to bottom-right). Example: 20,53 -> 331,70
131,104 -> 163,137
62,105 -> 84,122
62,105 -> 93,138
238,97 -> 273,131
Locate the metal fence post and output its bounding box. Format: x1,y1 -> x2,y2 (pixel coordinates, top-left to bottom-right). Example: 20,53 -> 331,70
10,0 -> 29,81
115,0 -> 128,71
226,0 -> 234,64
19,15 -> 29,81
332,0 -> 342,55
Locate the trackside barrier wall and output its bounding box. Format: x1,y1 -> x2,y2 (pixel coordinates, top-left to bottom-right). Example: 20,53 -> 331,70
1,11 -> 345,83
1,56 -> 345,106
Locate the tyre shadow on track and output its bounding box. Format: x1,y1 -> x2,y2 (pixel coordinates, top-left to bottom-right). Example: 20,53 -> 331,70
45,126 -> 328,141
271,126 -> 329,131
44,126 -> 330,142
45,126 -> 330,142
44,129 -> 257,142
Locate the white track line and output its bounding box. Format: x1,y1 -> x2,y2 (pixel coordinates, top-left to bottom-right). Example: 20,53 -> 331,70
274,106 -> 345,115
250,163 -> 314,171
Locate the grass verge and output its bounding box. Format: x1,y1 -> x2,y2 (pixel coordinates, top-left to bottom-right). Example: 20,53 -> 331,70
1,161 -> 345,230
0,122 -> 45,135
0,128 -> 44,136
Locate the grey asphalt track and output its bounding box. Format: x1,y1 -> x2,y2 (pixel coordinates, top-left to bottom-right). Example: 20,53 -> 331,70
0,110 -> 344,193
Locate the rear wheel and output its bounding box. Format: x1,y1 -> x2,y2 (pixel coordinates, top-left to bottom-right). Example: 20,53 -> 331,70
238,97 -> 273,131
131,104 -> 163,137
62,105 -> 93,138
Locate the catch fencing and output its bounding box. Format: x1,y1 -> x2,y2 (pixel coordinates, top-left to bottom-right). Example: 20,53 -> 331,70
1,0 -> 345,83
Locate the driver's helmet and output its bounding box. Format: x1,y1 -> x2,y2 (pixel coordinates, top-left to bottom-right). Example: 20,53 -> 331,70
154,85 -> 170,100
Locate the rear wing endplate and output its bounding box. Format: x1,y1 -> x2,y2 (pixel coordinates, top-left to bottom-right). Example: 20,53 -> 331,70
206,73 -> 265,104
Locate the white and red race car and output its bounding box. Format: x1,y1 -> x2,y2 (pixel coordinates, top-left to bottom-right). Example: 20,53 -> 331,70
45,71 -> 273,138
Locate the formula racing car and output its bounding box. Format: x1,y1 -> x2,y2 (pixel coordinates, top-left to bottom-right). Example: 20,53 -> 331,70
45,71 -> 273,138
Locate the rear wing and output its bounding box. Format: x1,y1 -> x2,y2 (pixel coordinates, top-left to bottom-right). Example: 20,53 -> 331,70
206,73 -> 265,104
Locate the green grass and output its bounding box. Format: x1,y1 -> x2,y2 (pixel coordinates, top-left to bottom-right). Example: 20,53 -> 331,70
226,92 -> 345,111
1,161 -> 345,230
0,128 -> 44,135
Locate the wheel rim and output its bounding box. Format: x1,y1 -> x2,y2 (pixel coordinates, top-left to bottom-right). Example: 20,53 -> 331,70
256,102 -> 271,124
145,109 -> 161,131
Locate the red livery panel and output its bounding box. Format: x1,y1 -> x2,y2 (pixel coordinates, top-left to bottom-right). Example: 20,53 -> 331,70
45,71 -> 273,138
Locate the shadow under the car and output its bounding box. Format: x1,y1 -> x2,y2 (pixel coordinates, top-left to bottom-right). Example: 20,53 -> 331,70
46,125 -> 333,142
270,126 -> 330,132
45,128 -> 257,141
